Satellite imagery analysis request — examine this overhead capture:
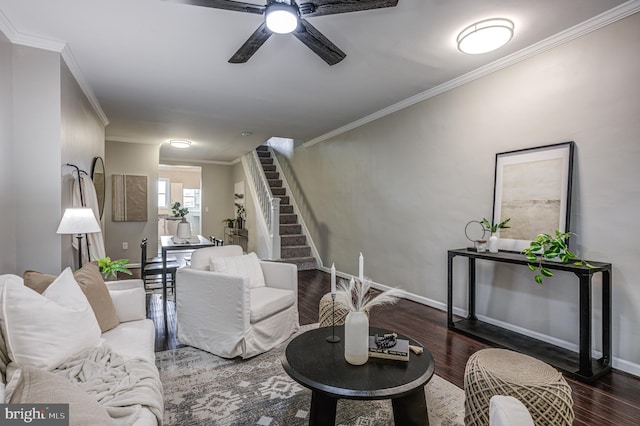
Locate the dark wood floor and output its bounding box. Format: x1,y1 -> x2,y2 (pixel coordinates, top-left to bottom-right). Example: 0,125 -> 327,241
149,269 -> 640,426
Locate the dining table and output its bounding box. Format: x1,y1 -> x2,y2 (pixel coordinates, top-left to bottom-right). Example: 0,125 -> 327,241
160,235 -> 214,321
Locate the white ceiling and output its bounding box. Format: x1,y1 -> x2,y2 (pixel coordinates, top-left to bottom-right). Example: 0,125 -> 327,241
0,0 -> 632,162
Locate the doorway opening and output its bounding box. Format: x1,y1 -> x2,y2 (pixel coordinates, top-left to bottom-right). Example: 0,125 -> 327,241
158,164 -> 202,241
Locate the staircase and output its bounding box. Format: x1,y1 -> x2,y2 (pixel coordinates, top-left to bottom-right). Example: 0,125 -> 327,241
256,145 -> 317,270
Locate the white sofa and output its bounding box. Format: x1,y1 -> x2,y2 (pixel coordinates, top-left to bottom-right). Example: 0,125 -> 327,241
176,245 -> 299,359
0,272 -> 162,425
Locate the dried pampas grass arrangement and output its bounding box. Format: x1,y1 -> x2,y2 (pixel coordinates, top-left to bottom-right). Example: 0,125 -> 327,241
336,277 -> 403,312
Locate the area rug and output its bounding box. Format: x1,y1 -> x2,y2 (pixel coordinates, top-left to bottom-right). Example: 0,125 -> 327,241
155,324 -> 465,425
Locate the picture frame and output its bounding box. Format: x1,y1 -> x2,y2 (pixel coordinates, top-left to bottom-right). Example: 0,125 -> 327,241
491,141 -> 575,252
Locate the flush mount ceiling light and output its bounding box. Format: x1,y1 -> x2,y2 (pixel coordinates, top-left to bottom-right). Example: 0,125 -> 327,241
457,18 -> 514,54
169,139 -> 191,149
265,1 -> 299,34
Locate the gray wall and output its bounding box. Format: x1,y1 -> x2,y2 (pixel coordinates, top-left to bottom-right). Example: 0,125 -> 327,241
0,37 -> 106,275
0,33 -> 15,274
60,60 -> 105,268
279,14 -> 640,372
12,45 -> 62,274
104,141 -> 161,262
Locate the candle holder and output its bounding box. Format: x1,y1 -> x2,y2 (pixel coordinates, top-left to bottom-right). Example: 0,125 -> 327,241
326,293 -> 341,343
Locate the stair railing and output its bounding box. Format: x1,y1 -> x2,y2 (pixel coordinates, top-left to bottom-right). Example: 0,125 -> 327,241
242,151 -> 280,260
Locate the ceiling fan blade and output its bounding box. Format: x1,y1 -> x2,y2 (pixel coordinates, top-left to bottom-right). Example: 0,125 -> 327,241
299,0 -> 398,18
293,19 -> 346,65
229,22 -> 272,63
163,0 -> 264,15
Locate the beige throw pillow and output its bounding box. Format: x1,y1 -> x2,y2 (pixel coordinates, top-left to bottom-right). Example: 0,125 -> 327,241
22,269 -> 56,294
10,366 -> 113,425
24,263 -> 119,333
72,263 -> 119,332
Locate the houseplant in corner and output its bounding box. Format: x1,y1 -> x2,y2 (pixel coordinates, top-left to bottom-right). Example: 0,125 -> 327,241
522,230 -> 595,284
481,217 -> 511,253
98,257 -> 133,280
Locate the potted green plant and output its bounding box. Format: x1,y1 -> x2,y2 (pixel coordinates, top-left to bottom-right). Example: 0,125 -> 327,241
98,257 -> 133,280
171,201 -> 189,219
481,217 -> 511,253
522,230 -> 594,284
223,218 -> 236,228
235,203 -> 246,229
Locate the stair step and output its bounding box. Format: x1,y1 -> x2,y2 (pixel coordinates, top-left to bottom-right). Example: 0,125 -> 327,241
268,179 -> 283,188
281,245 -> 311,258
260,158 -> 273,165
275,195 -> 289,204
257,150 -> 270,158
256,145 -> 269,152
273,256 -> 317,271
280,214 -> 297,224
280,223 -> 301,235
265,172 -> 279,180
262,165 -> 276,172
280,205 -> 293,214
271,187 -> 286,196
281,234 -> 306,246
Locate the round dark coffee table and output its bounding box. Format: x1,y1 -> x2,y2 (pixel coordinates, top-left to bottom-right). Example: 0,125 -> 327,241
281,326 -> 435,425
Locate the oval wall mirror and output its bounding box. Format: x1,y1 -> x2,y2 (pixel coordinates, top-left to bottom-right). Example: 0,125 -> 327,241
91,156 -> 106,219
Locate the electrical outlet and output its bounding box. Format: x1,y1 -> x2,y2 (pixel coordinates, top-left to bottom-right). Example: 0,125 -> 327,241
122,242 -> 128,250
205,206 -> 209,212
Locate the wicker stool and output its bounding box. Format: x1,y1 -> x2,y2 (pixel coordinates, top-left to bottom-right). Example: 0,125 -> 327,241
318,293 -> 371,327
464,348 -> 574,426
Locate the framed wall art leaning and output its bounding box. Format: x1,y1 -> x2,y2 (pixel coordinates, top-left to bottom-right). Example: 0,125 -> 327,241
491,141 -> 575,252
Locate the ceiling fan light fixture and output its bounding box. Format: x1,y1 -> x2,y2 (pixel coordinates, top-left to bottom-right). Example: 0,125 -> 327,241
265,2 -> 299,34
457,18 -> 514,54
169,139 -> 191,149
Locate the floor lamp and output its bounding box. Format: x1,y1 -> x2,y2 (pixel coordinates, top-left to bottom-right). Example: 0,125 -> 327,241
56,208 -> 102,269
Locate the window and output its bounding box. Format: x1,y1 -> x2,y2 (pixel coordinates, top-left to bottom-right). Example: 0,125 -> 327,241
158,178 -> 169,208
183,188 -> 200,209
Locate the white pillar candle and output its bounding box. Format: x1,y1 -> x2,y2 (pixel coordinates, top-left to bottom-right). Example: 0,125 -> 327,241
331,263 -> 336,294
358,252 -> 364,282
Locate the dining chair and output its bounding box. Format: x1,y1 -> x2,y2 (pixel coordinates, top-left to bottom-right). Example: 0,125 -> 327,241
140,238 -> 180,294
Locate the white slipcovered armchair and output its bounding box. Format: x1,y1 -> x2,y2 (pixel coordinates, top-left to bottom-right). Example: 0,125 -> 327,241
176,245 -> 299,359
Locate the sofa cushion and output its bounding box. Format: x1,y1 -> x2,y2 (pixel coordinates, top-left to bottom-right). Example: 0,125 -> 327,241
22,269 -> 56,294
71,263 -> 119,332
23,263 -> 120,333
210,252 -> 266,289
250,287 -> 296,323
0,269 -> 102,370
109,287 -> 146,323
9,366 -> 112,426
101,319 -> 155,364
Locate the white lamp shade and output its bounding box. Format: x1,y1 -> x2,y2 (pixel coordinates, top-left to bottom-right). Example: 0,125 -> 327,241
457,18 -> 514,54
56,208 -> 101,235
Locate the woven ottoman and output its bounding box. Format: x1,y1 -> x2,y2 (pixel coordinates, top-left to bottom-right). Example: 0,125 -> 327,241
318,293 -> 370,327
464,348 -> 574,426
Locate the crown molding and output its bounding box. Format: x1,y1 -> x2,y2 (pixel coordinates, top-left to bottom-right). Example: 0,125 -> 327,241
303,0 -> 640,148
0,10 -> 109,126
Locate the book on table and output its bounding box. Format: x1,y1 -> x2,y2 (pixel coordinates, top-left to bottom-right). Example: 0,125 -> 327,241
368,335 -> 410,361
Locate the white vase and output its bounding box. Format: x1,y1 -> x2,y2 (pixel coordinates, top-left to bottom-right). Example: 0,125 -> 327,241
344,310 -> 369,365
176,219 -> 192,239
488,232 -> 499,253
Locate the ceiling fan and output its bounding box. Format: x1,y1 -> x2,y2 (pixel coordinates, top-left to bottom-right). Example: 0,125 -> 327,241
166,0 -> 399,65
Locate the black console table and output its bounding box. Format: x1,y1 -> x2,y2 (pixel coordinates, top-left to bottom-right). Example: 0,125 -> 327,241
447,248 -> 612,382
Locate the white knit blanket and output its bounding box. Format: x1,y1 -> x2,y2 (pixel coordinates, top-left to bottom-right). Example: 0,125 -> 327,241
53,344 -> 164,425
